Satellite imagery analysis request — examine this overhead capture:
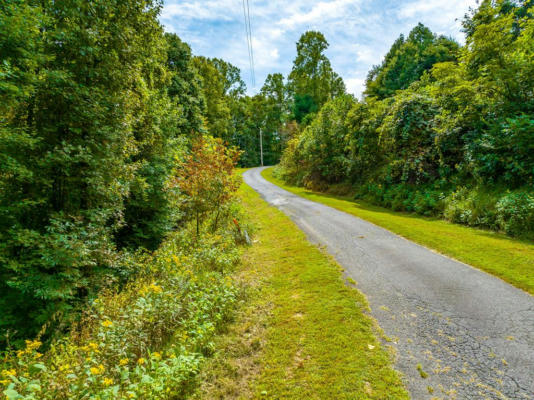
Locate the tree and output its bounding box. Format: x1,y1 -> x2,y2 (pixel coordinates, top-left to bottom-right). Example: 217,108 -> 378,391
0,0 -> 168,343
193,56 -> 248,143
298,95 -> 356,185
365,24 -> 459,99
194,56 -> 231,140
260,73 -> 290,164
378,92 -> 440,184
174,136 -> 241,235
460,0 -> 534,186
288,31 -> 345,122
165,33 -> 205,135
211,58 -> 246,98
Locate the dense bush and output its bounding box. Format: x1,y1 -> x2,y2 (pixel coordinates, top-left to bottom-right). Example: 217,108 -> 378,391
279,0 -> 534,238
0,120 -> 245,398
0,0 -> 255,348
495,191 -> 534,236
0,227 -> 241,400
174,136 -> 241,235
290,95 -> 355,187
0,0 -> 173,346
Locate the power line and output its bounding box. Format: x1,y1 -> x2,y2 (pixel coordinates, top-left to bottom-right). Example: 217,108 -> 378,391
241,0 -> 255,88
241,0 -> 251,84
246,0 -> 256,87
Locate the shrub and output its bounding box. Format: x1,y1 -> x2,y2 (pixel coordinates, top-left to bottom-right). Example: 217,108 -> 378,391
174,136 -> 241,236
496,191 -> 534,237
0,228 -> 241,400
443,187 -> 499,228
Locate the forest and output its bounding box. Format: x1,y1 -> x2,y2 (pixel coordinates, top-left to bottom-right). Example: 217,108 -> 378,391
0,0 -> 271,397
0,0 -> 532,398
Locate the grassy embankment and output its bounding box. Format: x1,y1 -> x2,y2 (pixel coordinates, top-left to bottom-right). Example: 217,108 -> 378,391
262,167 -> 534,296
194,175 -> 409,399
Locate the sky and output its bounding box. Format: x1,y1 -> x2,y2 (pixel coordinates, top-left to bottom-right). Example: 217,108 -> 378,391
160,0 -> 480,98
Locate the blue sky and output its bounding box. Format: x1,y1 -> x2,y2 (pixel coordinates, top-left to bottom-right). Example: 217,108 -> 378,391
160,0 -> 479,98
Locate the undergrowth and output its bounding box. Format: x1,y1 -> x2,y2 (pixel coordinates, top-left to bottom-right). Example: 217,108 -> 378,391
0,222 -> 246,400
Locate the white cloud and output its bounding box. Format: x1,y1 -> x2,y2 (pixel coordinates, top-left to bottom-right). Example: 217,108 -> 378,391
397,0 -> 479,42
160,0 -> 480,96
345,77 -> 366,99
278,0 -> 360,30
251,37 -> 281,69
354,45 -> 381,65
161,0 -> 238,21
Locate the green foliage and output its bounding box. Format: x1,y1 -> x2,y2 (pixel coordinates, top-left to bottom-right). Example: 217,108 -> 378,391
117,33 -> 185,251
0,0 -> 249,350
0,0 -> 171,344
231,74 -> 291,167
280,2 -> 534,238
0,227 -> 241,399
165,33 -> 205,135
365,23 -> 459,99
378,92 -> 440,184
173,136 -> 241,235
288,31 -> 346,121
443,186 -> 534,236
260,73 -> 290,163
194,56 -> 232,140
200,30 -> 347,168
281,95 -> 355,187
292,94 -> 318,123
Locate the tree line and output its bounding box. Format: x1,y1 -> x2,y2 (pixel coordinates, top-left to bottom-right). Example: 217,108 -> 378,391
277,0 -> 534,238
0,0 -> 262,347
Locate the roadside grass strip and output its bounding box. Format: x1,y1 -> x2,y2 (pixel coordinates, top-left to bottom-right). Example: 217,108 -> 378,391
262,167 -> 534,296
195,177 -> 408,399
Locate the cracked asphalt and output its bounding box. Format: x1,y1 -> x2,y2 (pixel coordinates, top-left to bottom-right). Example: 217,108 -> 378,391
243,167 -> 534,400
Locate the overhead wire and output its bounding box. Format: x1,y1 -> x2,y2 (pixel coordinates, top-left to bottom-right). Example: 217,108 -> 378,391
246,0 -> 256,87
241,0 -> 255,87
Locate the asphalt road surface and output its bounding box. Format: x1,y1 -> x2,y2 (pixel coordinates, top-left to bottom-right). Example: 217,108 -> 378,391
243,167 -> 534,400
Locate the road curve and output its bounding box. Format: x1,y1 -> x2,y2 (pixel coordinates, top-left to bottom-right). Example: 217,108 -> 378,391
243,167 -> 534,400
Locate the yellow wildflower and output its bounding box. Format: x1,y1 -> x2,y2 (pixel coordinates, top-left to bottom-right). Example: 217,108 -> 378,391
0,379 -> 10,386
152,352 -> 161,360
103,377 -> 113,386
59,364 -> 71,371
101,320 -> 113,328
25,340 -> 42,351
90,364 -> 105,375
119,358 -> 129,366
137,358 -> 146,365
1,369 -> 16,377
88,342 -> 99,351
149,284 -> 163,294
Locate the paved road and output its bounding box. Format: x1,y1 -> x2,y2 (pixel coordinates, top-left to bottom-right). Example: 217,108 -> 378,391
243,167 -> 534,400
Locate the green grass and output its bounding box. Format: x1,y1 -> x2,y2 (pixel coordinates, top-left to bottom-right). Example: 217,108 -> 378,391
262,167 -> 534,296
195,175 -> 408,399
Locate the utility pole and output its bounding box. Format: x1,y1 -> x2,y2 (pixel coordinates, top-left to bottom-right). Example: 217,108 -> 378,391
259,128 -> 264,166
